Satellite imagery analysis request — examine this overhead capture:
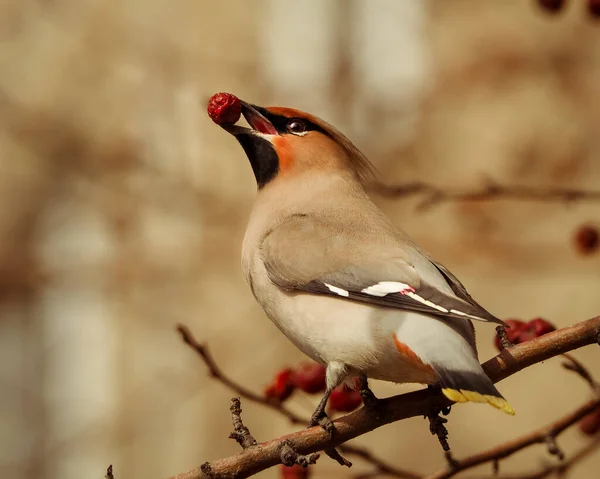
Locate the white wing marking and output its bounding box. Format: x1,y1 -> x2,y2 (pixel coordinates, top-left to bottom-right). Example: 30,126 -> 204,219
405,292 -> 449,313
361,281 -> 414,297
450,309 -> 484,320
324,283 -> 349,297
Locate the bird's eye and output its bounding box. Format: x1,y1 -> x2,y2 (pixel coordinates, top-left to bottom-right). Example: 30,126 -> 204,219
287,120 -> 307,135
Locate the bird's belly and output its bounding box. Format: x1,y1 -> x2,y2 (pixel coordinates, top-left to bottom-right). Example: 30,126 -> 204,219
254,283 -> 441,384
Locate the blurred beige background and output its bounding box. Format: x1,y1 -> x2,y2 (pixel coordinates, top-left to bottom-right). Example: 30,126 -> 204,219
0,0 -> 599,478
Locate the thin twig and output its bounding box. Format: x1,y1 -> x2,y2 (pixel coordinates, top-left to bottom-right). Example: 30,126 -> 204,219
424,396 -> 600,479
342,444 -> 420,479
561,353 -> 599,391
480,435 -> 600,479
172,316 -> 600,479
324,446 -> 353,468
371,180 -> 600,210
176,324 -> 306,425
229,398 -> 257,449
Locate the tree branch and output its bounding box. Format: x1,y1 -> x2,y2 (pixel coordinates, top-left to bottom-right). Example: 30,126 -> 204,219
424,396 -> 600,479
177,324 -> 417,477
176,325 -> 306,426
228,398 -> 257,450
171,316 -> 600,479
371,180 -> 600,210
486,436 -> 600,479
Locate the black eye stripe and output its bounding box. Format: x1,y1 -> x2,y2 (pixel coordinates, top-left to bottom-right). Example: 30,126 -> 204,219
250,105 -> 329,136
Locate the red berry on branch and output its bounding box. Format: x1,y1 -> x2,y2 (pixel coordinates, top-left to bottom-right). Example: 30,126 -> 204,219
574,224 -> 599,256
511,318 -> 556,344
516,318 -> 557,343
281,464 -> 311,479
329,384 -> 362,412
536,0 -> 565,13
589,0 -> 600,17
207,92 -> 242,125
579,406 -> 600,436
529,317 -> 556,336
265,368 -> 295,402
291,363 -> 327,394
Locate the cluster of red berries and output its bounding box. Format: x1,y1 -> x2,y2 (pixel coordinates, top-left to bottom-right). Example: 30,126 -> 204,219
537,0 -> 600,16
264,362 -> 362,413
494,318 -> 556,351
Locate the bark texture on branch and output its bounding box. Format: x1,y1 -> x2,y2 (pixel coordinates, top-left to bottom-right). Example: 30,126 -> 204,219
172,316 -> 600,479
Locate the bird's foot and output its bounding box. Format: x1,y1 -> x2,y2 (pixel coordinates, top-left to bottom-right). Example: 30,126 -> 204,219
307,397 -> 351,467
308,409 -> 335,439
358,375 -> 385,419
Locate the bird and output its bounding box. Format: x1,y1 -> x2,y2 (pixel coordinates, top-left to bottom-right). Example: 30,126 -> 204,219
212,95 -> 515,433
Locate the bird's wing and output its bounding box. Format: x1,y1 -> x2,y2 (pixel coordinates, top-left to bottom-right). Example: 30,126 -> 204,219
261,214 -> 505,324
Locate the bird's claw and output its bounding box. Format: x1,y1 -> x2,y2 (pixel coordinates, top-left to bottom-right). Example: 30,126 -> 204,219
358,375 -> 385,419
309,412 -> 335,439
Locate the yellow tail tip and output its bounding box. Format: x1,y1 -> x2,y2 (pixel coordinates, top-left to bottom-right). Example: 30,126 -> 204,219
442,388 -> 515,415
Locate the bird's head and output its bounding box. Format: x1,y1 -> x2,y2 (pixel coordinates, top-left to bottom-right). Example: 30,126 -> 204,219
216,98 -> 374,189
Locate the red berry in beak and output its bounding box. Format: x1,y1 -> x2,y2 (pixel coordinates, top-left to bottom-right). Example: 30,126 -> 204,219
291,363 -> 327,394
328,384 -> 362,412
574,224 -> 599,256
207,92 -> 242,125
264,368 -> 295,402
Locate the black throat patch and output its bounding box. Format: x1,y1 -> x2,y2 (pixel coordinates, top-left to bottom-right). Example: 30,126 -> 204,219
235,133 -> 279,188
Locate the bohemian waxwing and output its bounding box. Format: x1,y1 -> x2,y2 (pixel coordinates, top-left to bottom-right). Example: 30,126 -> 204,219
214,97 -> 515,432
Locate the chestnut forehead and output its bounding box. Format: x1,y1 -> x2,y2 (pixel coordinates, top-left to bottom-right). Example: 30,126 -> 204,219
265,107 -> 319,122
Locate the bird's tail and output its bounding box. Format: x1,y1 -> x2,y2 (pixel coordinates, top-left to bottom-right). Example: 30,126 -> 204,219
434,367 -> 515,415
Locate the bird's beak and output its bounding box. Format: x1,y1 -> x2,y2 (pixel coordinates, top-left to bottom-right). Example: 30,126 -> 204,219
221,101 -> 281,188
221,101 -> 279,137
